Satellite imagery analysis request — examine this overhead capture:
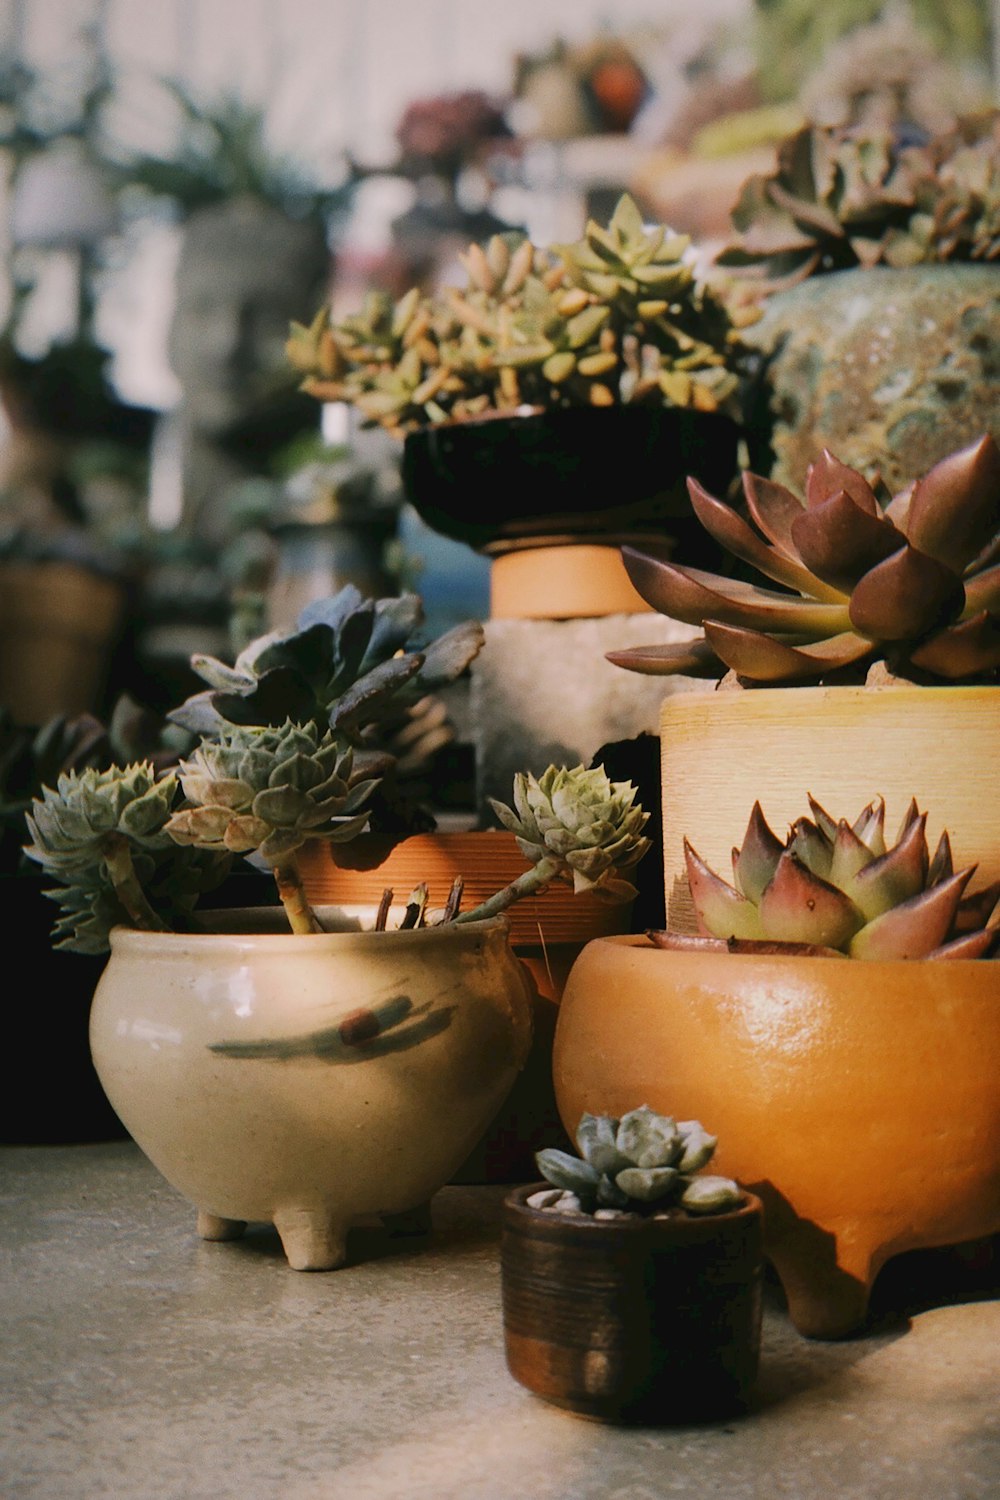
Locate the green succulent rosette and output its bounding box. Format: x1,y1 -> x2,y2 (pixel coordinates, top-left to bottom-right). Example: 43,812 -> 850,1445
24,763 -> 227,952
490,763 -> 651,901
165,720 -> 378,866
536,1105 -> 741,1216
655,795 -> 1000,961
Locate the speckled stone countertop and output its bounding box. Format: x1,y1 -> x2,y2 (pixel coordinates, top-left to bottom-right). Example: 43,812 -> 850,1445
2,1143 -> 998,1500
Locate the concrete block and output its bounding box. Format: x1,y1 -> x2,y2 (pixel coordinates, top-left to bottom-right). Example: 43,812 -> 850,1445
470,613 -> 711,814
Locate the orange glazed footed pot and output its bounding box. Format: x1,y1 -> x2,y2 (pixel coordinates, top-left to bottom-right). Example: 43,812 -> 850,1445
553,937 -> 1000,1339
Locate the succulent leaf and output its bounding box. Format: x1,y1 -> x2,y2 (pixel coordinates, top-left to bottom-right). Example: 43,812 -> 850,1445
758,850 -> 863,949
616,1105 -> 682,1168
685,839 -> 764,939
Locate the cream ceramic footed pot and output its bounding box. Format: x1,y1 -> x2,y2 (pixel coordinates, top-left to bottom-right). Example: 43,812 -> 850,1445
90,910 -> 533,1270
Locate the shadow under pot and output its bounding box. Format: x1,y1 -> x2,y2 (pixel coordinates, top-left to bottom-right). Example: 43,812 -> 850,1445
501,1185 -> 763,1423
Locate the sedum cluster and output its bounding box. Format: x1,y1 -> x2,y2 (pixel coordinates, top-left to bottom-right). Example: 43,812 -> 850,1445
652,796 -> 1000,961
609,434 -> 1000,686
286,195 -> 741,433
532,1106 -> 742,1218
719,111 -> 1000,289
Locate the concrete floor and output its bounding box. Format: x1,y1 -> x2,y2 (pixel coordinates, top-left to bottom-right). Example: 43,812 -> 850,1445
2,1143 -> 998,1500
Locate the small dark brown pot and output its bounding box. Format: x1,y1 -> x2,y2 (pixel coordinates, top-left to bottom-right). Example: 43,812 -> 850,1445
501,1185 -> 763,1423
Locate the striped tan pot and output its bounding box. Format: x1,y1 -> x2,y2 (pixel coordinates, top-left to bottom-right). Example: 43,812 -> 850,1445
658,685 -> 1000,932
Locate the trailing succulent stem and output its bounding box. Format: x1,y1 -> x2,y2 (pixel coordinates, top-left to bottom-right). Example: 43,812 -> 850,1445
532,1105 -> 742,1217
652,796 -> 1000,961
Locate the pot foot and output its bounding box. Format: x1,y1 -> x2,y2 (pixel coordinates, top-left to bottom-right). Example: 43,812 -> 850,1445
769,1239 -> 875,1339
197,1211 -> 247,1242
273,1208 -> 348,1271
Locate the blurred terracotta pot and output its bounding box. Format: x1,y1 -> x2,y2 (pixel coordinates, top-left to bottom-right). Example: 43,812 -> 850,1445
553,936 -> 1000,1338
502,1184 -> 763,1421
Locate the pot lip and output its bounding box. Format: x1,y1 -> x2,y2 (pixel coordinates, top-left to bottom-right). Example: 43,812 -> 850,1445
600,933 -> 999,969
402,404 -> 739,447
106,907 -> 513,952
503,1181 -> 762,1233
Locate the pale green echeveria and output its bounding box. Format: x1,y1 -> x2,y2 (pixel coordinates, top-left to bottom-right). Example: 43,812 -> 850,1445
25,763 -> 178,876
536,1106 -> 741,1216
490,763 -> 650,900
165,720 -> 379,866
24,764 -> 226,953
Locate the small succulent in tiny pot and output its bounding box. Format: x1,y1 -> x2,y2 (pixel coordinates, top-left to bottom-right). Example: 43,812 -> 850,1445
502,1106 -> 763,1423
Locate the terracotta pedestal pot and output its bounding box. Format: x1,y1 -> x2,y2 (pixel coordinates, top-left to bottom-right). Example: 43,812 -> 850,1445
489,543 -> 652,619
90,911 -> 533,1270
502,1185 -> 763,1421
553,937 -> 1000,1338
659,685 -> 1000,932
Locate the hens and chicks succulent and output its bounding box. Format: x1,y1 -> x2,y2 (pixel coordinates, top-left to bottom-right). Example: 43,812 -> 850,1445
25,589 -> 649,951
652,795 -> 1000,962
720,110 -> 1000,288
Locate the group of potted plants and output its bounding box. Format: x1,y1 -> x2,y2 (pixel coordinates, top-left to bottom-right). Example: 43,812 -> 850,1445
287,191 -> 746,618
553,427 -> 1000,1339
24,585 -> 651,1272
18,122 -> 999,1421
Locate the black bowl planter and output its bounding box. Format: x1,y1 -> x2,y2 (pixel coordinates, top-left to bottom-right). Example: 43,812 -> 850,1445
400,407 -> 740,564
501,1184 -> 764,1423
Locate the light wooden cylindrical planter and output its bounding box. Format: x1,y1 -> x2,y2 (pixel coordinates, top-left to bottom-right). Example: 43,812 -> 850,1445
489,544 -> 655,620
659,685 -> 1000,931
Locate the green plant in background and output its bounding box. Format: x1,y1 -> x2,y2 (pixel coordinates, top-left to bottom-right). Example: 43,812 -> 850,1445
607,433 -> 1000,685
170,585 -> 484,837
652,796 -> 1000,961
718,110 -> 1000,287
532,1105 -> 742,1216
119,80 -> 356,222
287,194 -> 742,433
753,0 -> 990,106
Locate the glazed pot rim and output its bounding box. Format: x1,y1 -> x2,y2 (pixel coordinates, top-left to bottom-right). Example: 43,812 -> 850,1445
610,935 -> 998,969
504,1181 -> 762,1235
106,907 -> 512,953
